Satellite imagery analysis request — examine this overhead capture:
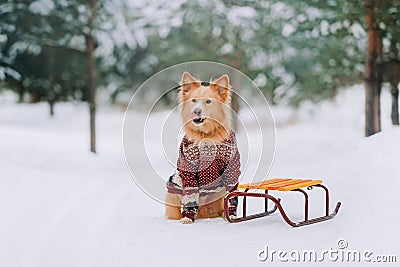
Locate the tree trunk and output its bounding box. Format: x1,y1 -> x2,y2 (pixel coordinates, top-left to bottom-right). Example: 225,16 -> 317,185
230,45 -> 243,132
17,81 -> 25,103
48,46 -> 56,117
389,39 -> 400,126
391,82 -> 399,125
364,0 -> 383,137
87,0 -> 97,153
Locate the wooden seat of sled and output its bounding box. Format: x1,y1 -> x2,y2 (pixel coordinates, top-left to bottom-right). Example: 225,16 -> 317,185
224,178 -> 341,227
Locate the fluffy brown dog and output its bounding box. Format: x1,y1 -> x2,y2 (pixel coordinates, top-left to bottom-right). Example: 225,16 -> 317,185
165,72 -> 240,224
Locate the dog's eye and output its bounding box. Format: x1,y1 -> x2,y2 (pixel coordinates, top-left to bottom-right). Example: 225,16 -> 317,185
191,99 -> 196,103
205,99 -> 211,104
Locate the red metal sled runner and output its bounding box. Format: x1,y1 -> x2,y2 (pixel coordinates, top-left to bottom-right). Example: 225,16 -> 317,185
224,178 -> 341,227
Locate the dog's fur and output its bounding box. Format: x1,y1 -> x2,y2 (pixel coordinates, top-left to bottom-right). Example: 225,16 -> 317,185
165,72 -> 233,221
179,72 -> 232,143
165,189 -> 226,220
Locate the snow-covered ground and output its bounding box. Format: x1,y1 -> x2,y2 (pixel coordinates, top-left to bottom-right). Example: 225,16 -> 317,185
0,84 -> 399,266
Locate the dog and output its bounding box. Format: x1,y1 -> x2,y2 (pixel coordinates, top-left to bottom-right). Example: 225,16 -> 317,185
165,71 -> 241,224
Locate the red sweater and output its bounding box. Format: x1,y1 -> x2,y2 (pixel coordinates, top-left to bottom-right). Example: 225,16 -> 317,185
177,131 -> 241,193
167,131 -> 241,221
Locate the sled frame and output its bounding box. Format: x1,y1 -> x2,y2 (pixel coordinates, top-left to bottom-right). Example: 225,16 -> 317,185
224,183 -> 341,227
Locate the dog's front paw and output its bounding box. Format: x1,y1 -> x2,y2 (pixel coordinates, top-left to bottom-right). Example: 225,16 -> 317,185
223,214 -> 237,221
180,217 -> 194,224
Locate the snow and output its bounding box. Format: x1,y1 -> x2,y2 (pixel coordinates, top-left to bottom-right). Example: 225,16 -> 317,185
282,23 -> 295,37
29,0 -> 55,16
349,23 -> 366,39
0,84 -> 399,266
227,6 -> 257,26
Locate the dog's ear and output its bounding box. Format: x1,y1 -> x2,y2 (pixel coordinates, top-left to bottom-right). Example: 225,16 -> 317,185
211,74 -> 230,102
180,72 -> 200,99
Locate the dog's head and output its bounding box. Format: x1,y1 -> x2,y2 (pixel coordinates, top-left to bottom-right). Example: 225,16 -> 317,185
179,71 -> 232,141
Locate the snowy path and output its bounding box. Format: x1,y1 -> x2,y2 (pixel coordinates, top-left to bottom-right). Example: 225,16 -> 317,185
0,86 -> 399,266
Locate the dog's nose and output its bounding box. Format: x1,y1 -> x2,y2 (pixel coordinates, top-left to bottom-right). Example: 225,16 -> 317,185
193,108 -> 202,116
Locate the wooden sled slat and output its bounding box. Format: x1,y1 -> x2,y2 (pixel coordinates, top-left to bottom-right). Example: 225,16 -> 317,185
237,178 -> 286,189
278,179 -> 323,191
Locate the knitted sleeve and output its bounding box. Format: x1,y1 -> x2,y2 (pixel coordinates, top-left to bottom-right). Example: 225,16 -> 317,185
177,137 -> 199,222
222,132 -> 241,192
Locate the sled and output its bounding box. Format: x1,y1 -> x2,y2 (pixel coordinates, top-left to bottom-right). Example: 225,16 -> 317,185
224,178 -> 341,227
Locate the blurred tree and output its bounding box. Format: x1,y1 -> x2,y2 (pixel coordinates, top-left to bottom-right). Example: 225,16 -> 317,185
364,0 -> 382,136
376,0 -> 400,126
277,0 -> 399,134
275,0 -> 365,106
362,0 -> 400,134
0,1 -> 22,89
1,0 -> 150,152
1,1 -> 89,106
87,0 -> 97,153
380,60 -> 400,125
3,0 -> 400,142
141,0 -> 284,129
